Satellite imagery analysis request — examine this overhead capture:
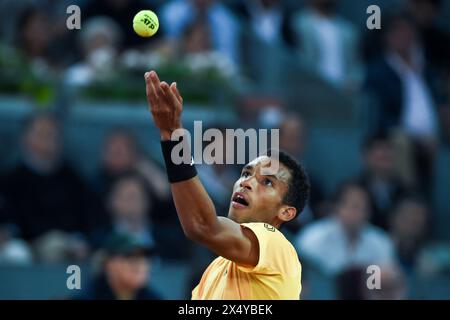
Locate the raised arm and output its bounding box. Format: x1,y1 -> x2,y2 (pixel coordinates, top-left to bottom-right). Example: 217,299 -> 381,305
144,71 -> 259,267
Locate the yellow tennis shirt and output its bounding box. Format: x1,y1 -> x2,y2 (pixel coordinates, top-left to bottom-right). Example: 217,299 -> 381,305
191,222 -> 302,300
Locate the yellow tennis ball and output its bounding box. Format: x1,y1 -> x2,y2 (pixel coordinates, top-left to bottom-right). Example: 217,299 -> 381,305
133,10 -> 159,37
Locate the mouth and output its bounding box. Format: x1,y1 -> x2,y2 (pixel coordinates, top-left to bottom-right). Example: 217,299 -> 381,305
231,192 -> 250,209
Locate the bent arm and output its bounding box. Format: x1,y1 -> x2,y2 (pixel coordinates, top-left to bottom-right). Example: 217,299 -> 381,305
170,176 -> 258,266
145,70 -> 258,266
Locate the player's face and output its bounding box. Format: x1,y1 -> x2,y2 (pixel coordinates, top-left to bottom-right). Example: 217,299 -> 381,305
228,156 -> 291,225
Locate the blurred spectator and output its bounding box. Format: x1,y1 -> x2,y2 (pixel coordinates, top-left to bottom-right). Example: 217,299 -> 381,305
233,0 -> 294,87
2,113 -> 94,249
180,19 -> 212,56
177,18 -> 237,78
336,264 -> 408,300
91,174 -> 155,250
75,232 -> 162,300
65,17 -> 123,86
10,3 -> 79,72
237,94 -> 284,129
161,0 -> 240,67
232,0 -> 295,47
358,131 -> 409,230
292,0 -> 362,89
407,0 -> 450,143
389,197 -> 430,274
81,0 -> 161,50
277,113 -> 326,228
0,176 -> 7,225
15,7 -> 57,74
0,224 -> 33,265
296,181 -> 396,276
416,243 -> 450,277
407,0 -> 450,73
278,113 -> 308,158
0,0 -> 28,44
94,128 -> 138,196
335,267 -> 367,300
33,230 -> 89,263
365,264 -> 408,300
94,128 -> 170,200
365,13 -> 440,195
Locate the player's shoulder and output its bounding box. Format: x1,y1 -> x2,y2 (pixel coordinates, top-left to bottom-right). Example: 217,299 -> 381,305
242,222 -> 300,275
241,222 -> 296,252
241,222 -> 281,237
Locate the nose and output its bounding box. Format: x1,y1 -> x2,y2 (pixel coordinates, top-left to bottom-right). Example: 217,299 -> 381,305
240,176 -> 254,191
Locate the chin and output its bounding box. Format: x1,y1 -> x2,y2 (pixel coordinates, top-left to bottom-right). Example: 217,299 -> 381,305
229,210 -> 255,225
228,210 -> 238,222
228,209 -> 245,223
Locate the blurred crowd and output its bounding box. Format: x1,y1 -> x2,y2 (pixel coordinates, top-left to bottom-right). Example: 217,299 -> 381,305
1,0 -> 450,300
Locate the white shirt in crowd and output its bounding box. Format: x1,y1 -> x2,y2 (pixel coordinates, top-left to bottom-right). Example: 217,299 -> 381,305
386,51 -> 438,139
310,13 -> 345,85
295,216 -> 396,276
161,0 -> 239,66
247,2 -> 283,45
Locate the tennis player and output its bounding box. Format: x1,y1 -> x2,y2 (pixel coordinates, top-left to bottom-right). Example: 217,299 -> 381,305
144,70 -> 310,300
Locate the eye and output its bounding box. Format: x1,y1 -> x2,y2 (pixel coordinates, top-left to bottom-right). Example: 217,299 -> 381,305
241,171 -> 250,178
263,178 -> 273,187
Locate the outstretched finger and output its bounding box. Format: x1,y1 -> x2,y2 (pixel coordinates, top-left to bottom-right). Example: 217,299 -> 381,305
170,82 -> 183,104
150,71 -> 165,99
161,81 -> 179,109
145,72 -> 158,110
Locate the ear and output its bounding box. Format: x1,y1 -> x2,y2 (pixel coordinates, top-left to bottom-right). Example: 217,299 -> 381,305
277,206 -> 297,223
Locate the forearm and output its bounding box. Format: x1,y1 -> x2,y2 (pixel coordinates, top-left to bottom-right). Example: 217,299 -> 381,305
171,177 -> 220,240
160,135 -> 219,240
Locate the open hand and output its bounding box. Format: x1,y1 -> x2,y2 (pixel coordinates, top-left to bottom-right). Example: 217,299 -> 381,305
145,70 -> 183,140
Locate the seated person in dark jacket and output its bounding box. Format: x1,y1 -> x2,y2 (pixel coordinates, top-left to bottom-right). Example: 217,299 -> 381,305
364,13 -> 441,136
364,13 -> 442,196
76,232 -> 162,300
93,128 -> 138,197
2,113 -> 94,253
94,128 -> 175,226
358,132 -> 409,230
90,173 -> 154,250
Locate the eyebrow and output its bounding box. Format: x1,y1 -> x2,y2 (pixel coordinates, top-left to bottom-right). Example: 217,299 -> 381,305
242,164 -> 280,181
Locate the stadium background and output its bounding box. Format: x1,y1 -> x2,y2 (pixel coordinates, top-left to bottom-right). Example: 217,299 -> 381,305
0,0 -> 449,299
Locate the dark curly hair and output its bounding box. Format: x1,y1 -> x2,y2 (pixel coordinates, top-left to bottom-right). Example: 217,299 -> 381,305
267,149 -> 310,219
